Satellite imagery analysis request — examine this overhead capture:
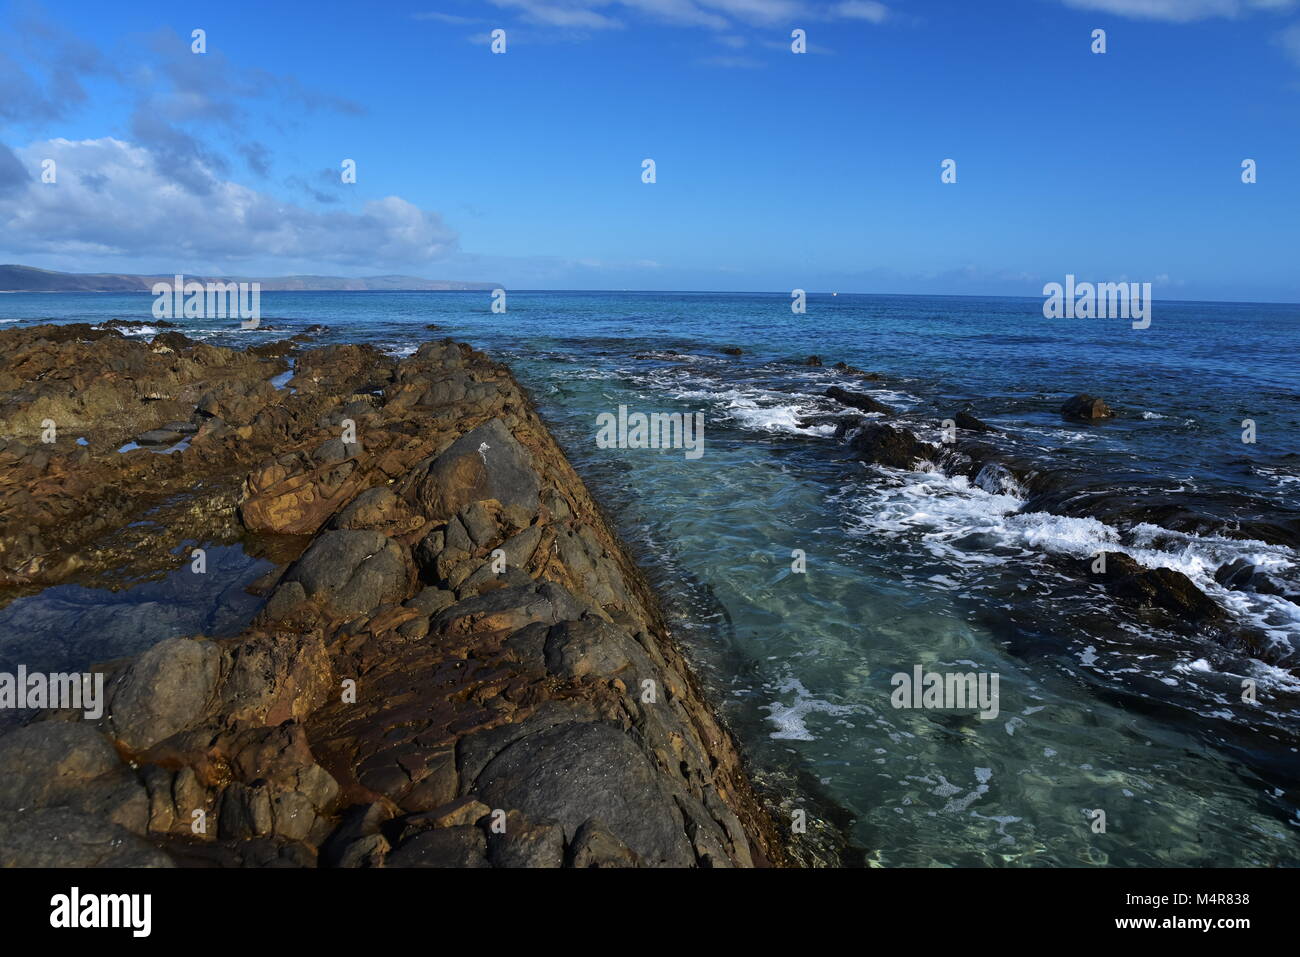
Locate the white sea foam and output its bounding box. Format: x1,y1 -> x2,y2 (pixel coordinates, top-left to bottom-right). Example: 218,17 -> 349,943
846,462 -> 1300,646
763,674 -> 856,740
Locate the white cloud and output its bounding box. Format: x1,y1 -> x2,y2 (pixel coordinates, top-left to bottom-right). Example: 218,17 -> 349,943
487,0 -> 624,29
453,0 -> 893,33
0,138 -> 458,269
1059,0 -> 1295,22
698,0 -> 806,24
834,0 -> 889,22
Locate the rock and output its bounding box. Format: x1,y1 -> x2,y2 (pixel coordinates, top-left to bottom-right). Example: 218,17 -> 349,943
0,722 -> 121,810
955,411 -> 998,434
405,586 -> 456,616
337,833 -> 389,867
219,631 -> 332,725
432,581 -> 586,635
568,818 -> 642,867
1214,558 -> 1255,590
283,529 -> 411,617
331,486 -> 402,530
386,825 -> 490,868
803,355 -> 822,366
848,423 -> 938,470
321,802 -> 396,867
833,361 -> 881,380
400,797 -> 490,833
411,418 -> 540,520
135,429 -> 185,446
1061,394 -> 1113,420
0,324 -> 780,870
543,618 -> 642,680
152,331 -> 193,352
396,616 -> 429,639
486,813 -> 565,868
0,807 -> 174,867
471,719 -> 696,867
826,386 -> 892,415
313,437 -> 362,467
1214,559 -> 1299,604
106,637 -> 222,751
1092,552 -> 1222,622
720,346 -> 743,356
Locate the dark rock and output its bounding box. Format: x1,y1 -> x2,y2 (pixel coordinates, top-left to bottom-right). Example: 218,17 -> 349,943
848,423 -> 938,470
313,437 -> 360,465
826,386 -> 892,415
106,636 -> 222,751
152,331 -> 193,352
720,346 -> 743,356
1214,558 -> 1255,590
803,355 -> 822,366
386,825 -> 490,868
568,818 -> 642,868
0,807 -> 173,867
412,418 -> 540,521
832,361 -> 881,380
1092,552 -> 1222,622
955,411 -> 998,434
543,618 -> 644,680
486,812 -> 565,868
1061,394 -> 1113,420
0,723 -> 121,810
472,719 -> 696,867
283,529 -> 411,617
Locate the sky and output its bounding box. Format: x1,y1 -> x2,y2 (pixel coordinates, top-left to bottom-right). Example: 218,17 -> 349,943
1,0 -> 1298,300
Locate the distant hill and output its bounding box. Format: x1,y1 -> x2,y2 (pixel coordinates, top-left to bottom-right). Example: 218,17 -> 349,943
0,265 -> 499,292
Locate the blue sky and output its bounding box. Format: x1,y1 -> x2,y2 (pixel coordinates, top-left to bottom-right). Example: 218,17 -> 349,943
1,0 -> 1298,300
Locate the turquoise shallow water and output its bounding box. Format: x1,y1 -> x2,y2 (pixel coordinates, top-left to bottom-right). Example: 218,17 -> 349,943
2,290 -> 1298,865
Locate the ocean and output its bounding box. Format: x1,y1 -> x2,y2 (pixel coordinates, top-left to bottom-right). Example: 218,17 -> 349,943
1,289 -> 1297,866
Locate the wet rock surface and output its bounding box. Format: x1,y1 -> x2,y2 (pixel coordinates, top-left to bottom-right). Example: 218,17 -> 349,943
0,324 -> 783,868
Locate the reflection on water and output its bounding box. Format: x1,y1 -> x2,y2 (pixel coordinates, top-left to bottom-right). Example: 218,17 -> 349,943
0,544 -> 272,674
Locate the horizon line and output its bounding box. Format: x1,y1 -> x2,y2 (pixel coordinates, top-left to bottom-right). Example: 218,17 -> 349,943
4,287 -> 1298,308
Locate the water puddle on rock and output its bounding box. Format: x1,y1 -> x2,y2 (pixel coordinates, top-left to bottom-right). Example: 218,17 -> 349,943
0,543 -> 273,676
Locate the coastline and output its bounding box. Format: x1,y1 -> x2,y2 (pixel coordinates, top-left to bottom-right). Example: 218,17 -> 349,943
0,322 -> 786,867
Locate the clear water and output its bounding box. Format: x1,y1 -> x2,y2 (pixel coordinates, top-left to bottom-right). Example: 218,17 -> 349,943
3,291 -> 1298,866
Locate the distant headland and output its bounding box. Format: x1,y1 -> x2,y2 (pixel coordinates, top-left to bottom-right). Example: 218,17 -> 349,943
0,265 -> 499,293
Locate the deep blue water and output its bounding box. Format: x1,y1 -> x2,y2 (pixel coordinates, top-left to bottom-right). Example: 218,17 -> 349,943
2,290 -> 1298,866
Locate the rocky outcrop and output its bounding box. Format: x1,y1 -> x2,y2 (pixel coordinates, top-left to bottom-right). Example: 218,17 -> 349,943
0,324 -> 293,589
0,325 -> 783,868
